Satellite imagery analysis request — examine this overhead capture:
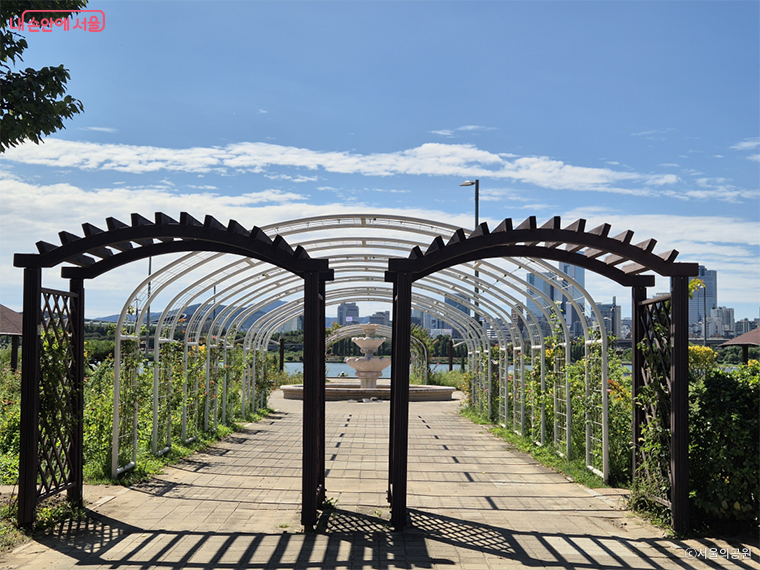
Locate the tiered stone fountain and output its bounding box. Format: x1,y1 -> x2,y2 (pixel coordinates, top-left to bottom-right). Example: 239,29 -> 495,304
344,324 -> 390,389
281,323 -> 454,401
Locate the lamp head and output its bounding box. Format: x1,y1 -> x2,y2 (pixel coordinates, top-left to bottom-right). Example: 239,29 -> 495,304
460,180 -> 476,187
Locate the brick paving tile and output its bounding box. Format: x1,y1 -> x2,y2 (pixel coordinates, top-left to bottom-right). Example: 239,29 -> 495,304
1,390 -> 757,570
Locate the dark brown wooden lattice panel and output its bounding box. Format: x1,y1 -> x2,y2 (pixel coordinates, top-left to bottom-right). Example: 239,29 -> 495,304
37,290 -> 78,500
635,296 -> 672,508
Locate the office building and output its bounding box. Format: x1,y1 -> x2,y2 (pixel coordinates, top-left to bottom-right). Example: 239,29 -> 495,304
689,265 -> 717,325
526,265 -> 585,336
445,293 -> 471,339
597,297 -> 622,337
369,311 -> 390,326
558,263 -> 585,337
337,302 -> 359,326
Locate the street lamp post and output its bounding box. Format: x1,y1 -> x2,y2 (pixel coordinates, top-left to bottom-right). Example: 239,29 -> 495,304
460,180 -> 480,326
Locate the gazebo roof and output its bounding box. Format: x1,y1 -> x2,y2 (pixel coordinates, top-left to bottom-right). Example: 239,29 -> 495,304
720,328 -> 760,347
0,304 -> 22,336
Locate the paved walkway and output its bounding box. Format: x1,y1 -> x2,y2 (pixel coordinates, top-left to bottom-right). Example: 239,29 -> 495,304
1,391 -> 757,569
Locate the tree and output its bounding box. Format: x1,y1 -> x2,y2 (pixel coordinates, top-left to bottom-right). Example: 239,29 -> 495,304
0,1 -> 87,152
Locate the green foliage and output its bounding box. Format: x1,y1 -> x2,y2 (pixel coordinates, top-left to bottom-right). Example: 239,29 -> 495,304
688,362 -> 759,526
427,369 -> 471,392
0,367 -> 21,484
82,358 -> 114,479
688,278 -> 704,300
715,346 -> 760,365
409,325 -> 434,384
0,1 -> 88,152
84,339 -> 115,364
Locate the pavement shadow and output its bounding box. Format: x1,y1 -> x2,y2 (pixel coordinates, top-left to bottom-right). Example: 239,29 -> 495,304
13,507 -> 756,569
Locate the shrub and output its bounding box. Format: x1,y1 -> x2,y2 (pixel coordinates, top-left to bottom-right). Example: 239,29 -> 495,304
688,361 -> 759,525
0,367 -> 21,484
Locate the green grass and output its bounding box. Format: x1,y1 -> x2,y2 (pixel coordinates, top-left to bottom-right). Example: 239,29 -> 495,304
459,406 -> 607,490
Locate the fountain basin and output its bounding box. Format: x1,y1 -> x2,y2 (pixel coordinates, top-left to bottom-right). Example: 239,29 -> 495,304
344,356 -> 390,373
281,382 -> 456,401
351,337 -> 386,352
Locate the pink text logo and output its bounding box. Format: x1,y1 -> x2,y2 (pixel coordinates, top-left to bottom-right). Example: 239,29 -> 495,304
9,10 -> 105,33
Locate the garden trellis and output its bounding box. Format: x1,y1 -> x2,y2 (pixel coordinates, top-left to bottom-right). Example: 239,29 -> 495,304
16,212 -> 695,533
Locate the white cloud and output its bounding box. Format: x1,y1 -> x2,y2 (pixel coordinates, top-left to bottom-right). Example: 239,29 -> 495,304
264,173 -> 319,183
430,125 -> 496,137
646,174 -> 679,186
78,127 -> 119,133
749,154 -> 760,162
457,125 -> 496,132
478,188 -> 532,202
631,128 -> 675,140
0,138 -> 742,201
258,109 -> 268,114
2,174 -> 756,318
730,137 -> 760,151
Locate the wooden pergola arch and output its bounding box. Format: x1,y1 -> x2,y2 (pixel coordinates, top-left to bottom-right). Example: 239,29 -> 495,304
385,216 -> 698,532
13,212 -> 333,528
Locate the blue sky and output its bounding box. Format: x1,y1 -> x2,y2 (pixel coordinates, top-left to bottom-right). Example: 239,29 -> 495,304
1,1 -> 758,319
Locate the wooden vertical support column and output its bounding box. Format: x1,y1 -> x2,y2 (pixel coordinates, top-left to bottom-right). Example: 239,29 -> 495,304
630,286 -> 646,479
317,277 -> 326,504
68,278 -> 85,507
18,267 -> 41,527
10,336 -> 19,371
279,337 -> 285,372
301,271 -> 320,529
670,276 -> 689,533
390,272 -> 412,529
387,277 -> 398,505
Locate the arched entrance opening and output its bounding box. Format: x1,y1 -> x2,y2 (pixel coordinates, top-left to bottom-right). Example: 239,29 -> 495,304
13,212 -> 333,528
386,216 -> 697,533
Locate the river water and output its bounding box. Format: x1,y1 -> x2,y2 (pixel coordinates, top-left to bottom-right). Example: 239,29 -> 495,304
283,361 -> 465,377
284,361 -> 635,377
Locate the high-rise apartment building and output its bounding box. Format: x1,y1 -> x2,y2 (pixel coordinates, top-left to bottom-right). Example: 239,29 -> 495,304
689,265 -> 717,325
708,306 -> 734,338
